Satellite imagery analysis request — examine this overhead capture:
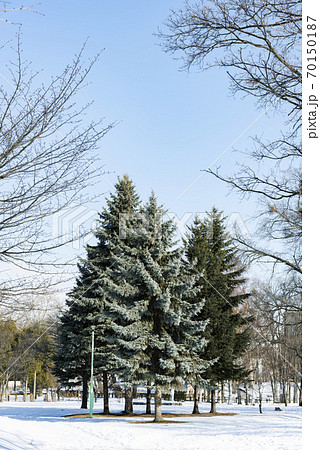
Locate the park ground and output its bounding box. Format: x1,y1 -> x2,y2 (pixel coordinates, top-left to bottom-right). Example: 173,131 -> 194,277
0,397 -> 302,449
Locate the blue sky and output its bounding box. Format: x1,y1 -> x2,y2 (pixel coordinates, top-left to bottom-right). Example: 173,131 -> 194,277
2,1 -> 288,275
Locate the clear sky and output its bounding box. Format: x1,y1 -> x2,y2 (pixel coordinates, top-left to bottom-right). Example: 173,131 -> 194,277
2,0 -> 288,278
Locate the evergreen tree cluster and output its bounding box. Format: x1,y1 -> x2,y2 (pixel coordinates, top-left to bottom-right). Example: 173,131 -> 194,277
55,175 -> 251,421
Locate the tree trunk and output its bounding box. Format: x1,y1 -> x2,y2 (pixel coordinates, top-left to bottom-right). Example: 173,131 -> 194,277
192,385 -> 200,414
288,382 -> 291,403
274,380 -> 279,403
245,384 -> 249,406
293,383 -> 298,403
270,376 -> 274,401
299,380 -> 302,407
124,386 -> 133,415
33,371 -> 37,400
23,378 -> 28,402
0,380 -> 8,402
221,382 -> 225,403
282,380 -> 288,407
81,374 -> 88,409
228,381 -> 232,405
1,379 -> 9,402
237,386 -> 242,405
154,388 -> 163,422
210,389 -> 216,414
258,382 -> 263,414
169,387 -> 175,402
102,372 -> 110,415
132,384 -> 137,399
146,387 -> 152,414
3,378 -> 9,402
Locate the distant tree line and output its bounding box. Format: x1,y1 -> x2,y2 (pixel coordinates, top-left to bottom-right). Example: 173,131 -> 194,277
242,281 -> 302,412
0,319 -> 56,402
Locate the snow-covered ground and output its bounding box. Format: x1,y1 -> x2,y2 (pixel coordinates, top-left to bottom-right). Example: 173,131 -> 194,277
0,397 -> 301,449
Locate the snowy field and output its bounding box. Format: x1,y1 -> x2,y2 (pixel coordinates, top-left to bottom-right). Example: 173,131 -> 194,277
0,398 -> 302,450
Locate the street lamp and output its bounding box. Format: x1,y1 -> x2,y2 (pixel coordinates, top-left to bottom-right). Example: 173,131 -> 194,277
89,330 -> 94,418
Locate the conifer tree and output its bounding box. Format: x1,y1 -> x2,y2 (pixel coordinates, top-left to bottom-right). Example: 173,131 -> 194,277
54,301 -> 91,408
99,193 -> 211,421
184,209 -> 251,413
55,175 -> 140,412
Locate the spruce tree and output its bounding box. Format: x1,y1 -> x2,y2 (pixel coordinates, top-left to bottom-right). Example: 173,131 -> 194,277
99,193 -> 210,421
184,208 -> 251,413
54,301 -> 91,408
55,175 -> 140,412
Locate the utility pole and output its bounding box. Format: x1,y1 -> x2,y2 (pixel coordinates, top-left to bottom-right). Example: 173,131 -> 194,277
89,330 -> 94,418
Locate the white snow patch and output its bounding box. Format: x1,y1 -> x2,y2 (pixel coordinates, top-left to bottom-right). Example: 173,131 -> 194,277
0,398 -> 301,449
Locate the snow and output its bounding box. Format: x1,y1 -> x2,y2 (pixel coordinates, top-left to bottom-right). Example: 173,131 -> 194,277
0,398 -> 302,449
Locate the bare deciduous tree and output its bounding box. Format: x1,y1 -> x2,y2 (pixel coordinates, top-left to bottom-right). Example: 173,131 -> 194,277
243,282 -> 302,407
159,0 -> 302,279
210,133 -> 301,276
0,1 -> 42,25
0,38 -> 113,310
159,0 -> 301,121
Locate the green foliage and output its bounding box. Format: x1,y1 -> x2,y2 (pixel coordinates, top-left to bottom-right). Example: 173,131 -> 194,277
0,319 -> 19,382
54,175 -> 141,384
98,192 -> 211,391
55,180 -> 251,396
174,390 -> 186,402
0,319 -> 56,389
18,323 -> 56,388
184,208 -> 252,384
